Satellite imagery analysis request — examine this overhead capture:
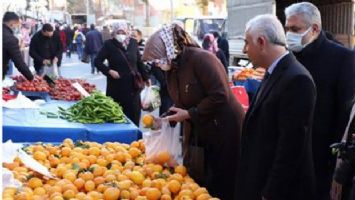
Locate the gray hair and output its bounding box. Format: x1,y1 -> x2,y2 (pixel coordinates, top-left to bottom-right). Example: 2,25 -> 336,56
245,14 -> 286,46
285,2 -> 322,28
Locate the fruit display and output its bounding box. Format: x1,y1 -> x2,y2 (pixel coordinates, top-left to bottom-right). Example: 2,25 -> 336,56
59,92 -> 127,124
13,76 -> 50,92
2,139 -> 218,200
233,68 -> 265,81
49,78 -> 96,101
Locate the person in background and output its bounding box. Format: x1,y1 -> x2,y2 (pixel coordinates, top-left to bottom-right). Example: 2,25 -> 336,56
30,23 -> 62,75
53,25 -> 64,68
202,33 -> 228,73
236,14 -> 317,200
284,3 -> 355,199
131,29 -> 145,56
64,25 -> 74,58
2,11 -> 33,80
73,27 -> 86,60
213,31 -> 229,65
143,24 -> 244,199
94,22 -> 149,126
85,24 -> 103,74
81,23 -> 89,36
101,25 -> 111,42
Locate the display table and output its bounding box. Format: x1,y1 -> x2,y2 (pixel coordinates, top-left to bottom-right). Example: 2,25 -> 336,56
3,100 -> 142,143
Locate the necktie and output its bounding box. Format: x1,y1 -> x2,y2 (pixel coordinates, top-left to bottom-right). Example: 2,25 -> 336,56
254,71 -> 270,104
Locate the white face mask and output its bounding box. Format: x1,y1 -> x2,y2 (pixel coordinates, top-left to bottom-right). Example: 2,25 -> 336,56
286,27 -> 312,52
115,34 -> 127,43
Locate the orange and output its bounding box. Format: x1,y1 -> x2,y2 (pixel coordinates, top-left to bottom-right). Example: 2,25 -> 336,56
79,171 -> 94,181
96,158 -> 108,167
174,165 -> 187,177
84,180 -> 95,192
61,147 -> 71,157
178,189 -> 194,198
89,147 -> 100,156
3,162 -> 20,170
117,180 -> 132,190
193,187 -> 208,197
155,151 -> 170,165
129,171 -> 145,185
63,171 -> 77,182
196,193 -> 211,200
120,189 -> 130,199
75,192 -> 87,200
33,151 -> 47,161
128,147 -> 141,158
169,173 -> 184,183
167,180 -> 181,194
62,183 -> 78,193
49,156 -> 60,167
161,194 -> 172,200
93,166 -> 105,177
51,196 -> 64,200
142,114 -> 154,128
55,165 -> 67,177
104,187 -> 120,200
96,184 -> 108,193
114,152 -> 126,163
130,141 -> 140,148
73,178 -> 85,190
142,179 -> 152,188
93,176 -> 105,186
88,191 -> 103,199
105,174 -> 116,182
87,155 -> 97,164
28,177 -> 43,189
63,138 -> 74,147
145,188 -> 161,200
33,187 -> 46,195
47,185 -> 62,196
63,189 -> 76,199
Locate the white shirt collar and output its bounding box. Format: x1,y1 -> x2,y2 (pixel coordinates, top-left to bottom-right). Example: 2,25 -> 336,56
267,51 -> 289,74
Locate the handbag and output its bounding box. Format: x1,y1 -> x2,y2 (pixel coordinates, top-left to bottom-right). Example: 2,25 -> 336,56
116,47 -> 145,92
183,124 -> 206,184
81,51 -> 90,63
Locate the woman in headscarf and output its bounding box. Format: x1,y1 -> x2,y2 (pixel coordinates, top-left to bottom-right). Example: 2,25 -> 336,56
202,33 -> 228,73
94,22 -> 149,126
142,24 -> 244,199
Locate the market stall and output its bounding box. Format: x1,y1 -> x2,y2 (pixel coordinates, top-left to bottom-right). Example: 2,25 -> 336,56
3,100 -> 142,144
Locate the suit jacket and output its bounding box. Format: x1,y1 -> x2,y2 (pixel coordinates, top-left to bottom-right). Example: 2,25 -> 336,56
294,31 -> 355,197
236,53 -> 317,200
217,37 -> 229,64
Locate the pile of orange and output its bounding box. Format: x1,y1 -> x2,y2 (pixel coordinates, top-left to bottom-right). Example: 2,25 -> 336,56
2,138 -> 218,200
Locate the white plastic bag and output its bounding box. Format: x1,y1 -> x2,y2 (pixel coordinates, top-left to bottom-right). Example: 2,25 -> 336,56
143,120 -> 182,166
43,63 -> 59,79
140,86 -> 161,112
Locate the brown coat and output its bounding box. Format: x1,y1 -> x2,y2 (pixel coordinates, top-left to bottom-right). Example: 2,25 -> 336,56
166,47 -> 244,199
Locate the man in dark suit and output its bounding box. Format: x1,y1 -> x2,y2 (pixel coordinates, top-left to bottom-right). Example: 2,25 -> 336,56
285,3 -> 355,199
213,31 -> 229,65
236,14 -> 317,200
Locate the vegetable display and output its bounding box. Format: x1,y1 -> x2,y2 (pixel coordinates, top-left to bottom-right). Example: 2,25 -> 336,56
50,78 -> 96,101
58,92 -> 127,124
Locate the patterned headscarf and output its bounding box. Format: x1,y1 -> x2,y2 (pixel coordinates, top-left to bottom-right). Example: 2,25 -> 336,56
142,24 -> 199,65
202,33 -> 219,54
111,21 -> 130,48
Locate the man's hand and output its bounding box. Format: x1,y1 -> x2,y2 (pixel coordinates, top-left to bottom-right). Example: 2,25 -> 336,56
164,107 -> 190,122
109,70 -> 120,79
43,59 -> 51,65
53,57 -> 58,64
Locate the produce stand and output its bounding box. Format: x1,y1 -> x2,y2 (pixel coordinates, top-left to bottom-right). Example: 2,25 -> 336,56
3,100 -> 142,143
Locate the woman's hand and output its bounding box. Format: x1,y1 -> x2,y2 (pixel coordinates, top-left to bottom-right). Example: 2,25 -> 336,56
109,70 -> 120,79
164,107 -> 190,122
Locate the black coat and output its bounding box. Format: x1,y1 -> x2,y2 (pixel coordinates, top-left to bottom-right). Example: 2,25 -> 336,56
237,53 -> 317,200
294,31 -> 355,198
29,31 -> 62,71
2,24 -> 33,80
84,29 -> 103,54
217,37 -> 229,64
216,50 -> 228,73
94,38 -> 148,125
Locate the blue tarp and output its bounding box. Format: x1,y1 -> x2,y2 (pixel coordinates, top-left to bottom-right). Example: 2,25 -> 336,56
3,100 -> 141,144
